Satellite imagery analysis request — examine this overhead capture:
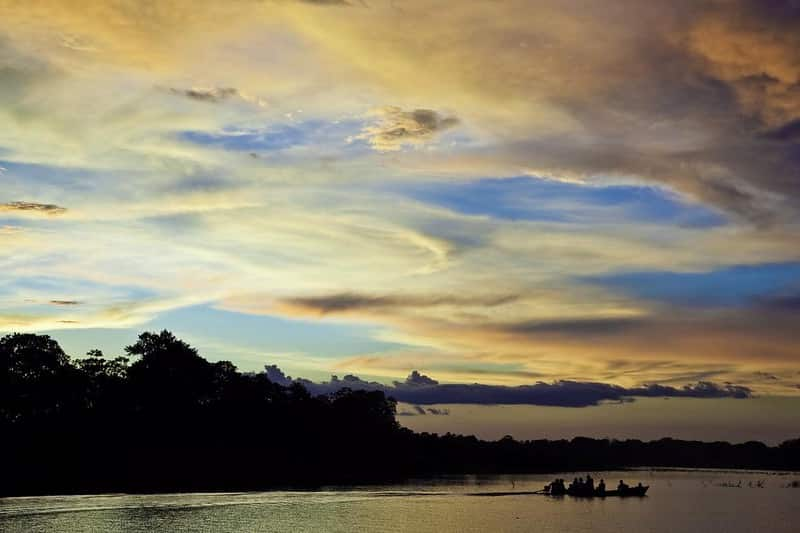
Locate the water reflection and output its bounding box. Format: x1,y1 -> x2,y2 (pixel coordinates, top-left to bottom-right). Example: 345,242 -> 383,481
2,470 -> 799,533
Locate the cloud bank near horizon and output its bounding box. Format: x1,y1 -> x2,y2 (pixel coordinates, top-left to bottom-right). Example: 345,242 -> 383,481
263,365 -> 752,408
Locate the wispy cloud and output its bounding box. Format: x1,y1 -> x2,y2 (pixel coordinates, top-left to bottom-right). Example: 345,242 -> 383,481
49,300 -> 81,306
279,292 -> 517,315
167,87 -> 267,107
0,201 -> 67,215
170,87 -> 240,103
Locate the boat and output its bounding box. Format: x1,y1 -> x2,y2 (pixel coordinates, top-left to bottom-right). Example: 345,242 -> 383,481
464,484 -> 649,498
545,484 -> 649,498
576,485 -> 648,497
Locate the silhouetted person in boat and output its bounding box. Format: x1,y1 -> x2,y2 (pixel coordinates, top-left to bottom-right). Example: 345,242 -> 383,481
547,478 -> 566,494
597,479 -> 606,495
618,480 -> 629,491
586,474 -> 594,492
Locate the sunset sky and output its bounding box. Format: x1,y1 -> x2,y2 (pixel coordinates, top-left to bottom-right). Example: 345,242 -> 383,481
1,0 -> 799,441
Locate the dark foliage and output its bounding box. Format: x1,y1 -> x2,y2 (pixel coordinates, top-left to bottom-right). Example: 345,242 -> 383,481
1,331 -> 798,496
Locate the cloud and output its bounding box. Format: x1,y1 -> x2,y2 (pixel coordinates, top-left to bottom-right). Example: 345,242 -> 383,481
265,365 -> 752,408
298,0 -> 352,5
761,119 -> 800,141
279,292 -> 516,315
264,364 -> 293,386
754,371 -> 779,381
687,2 -> 800,127
170,87 -> 240,103
275,0 -> 800,221
423,304 -> 800,373
0,201 -> 67,215
760,293 -> 800,311
401,370 -> 439,387
0,0 -> 799,400
396,404 -> 450,416
167,87 -> 267,107
49,300 -> 81,306
504,317 -> 642,336
352,107 -> 459,151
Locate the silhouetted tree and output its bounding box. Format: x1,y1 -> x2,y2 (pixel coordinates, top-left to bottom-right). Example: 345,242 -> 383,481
0,333 -> 75,423
126,330 -> 216,411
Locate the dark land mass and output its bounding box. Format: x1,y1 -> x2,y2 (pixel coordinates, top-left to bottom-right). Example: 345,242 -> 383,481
2,331 -> 799,496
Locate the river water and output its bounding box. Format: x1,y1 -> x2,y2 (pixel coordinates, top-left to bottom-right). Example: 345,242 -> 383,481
2,469 -> 798,532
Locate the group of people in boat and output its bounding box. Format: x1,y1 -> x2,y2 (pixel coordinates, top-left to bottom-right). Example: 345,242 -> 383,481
545,475 -> 646,496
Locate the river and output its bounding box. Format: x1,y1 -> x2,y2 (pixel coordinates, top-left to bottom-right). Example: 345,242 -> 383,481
2,469 -> 798,532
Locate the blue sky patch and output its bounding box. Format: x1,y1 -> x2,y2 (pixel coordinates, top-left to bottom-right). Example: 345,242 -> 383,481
584,262 -> 800,307
399,176 -> 727,227
36,303 -> 410,376
0,160 -> 94,193
0,276 -> 156,301
181,124 -> 309,151
179,119 -> 363,154
145,304 -> 408,366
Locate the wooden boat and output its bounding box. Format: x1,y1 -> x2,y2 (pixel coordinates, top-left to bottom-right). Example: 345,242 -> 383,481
546,485 -> 649,498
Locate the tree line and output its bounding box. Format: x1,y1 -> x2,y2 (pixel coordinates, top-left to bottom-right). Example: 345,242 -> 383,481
1,330 -> 798,496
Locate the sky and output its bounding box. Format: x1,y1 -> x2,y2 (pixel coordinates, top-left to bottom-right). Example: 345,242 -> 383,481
1,0 -> 799,442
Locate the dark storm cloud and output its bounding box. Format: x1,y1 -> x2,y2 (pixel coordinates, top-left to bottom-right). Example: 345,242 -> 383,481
264,366 -> 752,408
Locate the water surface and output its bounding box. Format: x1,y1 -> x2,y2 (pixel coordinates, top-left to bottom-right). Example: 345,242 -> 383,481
2,469 -> 798,532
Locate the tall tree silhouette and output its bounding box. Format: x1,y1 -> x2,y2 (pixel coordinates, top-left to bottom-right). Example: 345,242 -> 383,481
0,333 -> 75,423
126,330 -> 216,410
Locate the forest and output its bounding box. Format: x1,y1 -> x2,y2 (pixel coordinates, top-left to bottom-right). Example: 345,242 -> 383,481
2,330 -> 798,496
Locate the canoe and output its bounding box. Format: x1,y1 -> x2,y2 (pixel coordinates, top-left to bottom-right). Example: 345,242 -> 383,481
601,486 -> 648,497
547,485 -> 649,498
